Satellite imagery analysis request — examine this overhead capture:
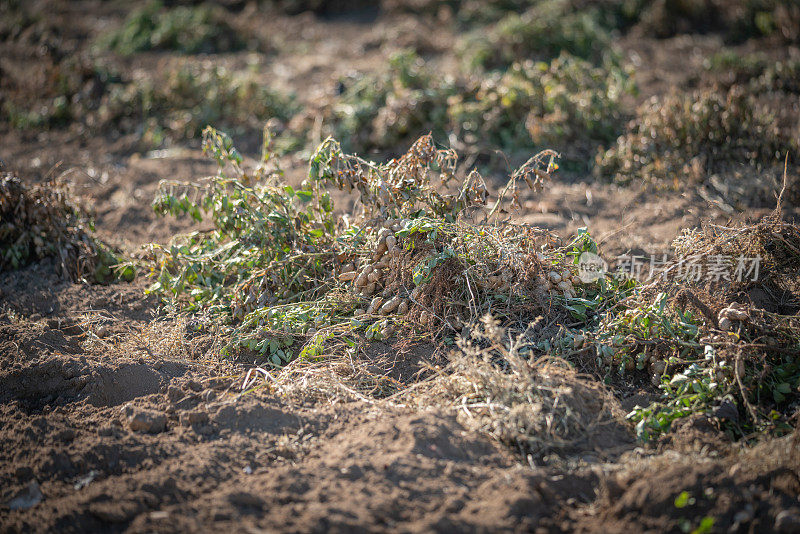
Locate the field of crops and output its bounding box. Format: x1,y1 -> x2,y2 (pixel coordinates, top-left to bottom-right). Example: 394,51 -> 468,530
2,1 -> 799,532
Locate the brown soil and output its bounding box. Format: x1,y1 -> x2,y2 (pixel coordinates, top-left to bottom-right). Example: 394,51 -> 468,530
2,1 -> 799,532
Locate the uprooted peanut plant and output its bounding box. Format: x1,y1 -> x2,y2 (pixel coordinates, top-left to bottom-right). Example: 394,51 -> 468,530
139,126 -> 799,458
147,127 -> 565,364
0,173 -> 131,283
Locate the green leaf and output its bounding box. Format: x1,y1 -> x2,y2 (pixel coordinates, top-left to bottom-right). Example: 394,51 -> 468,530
691,517 -> 714,534
670,373 -> 688,386
674,491 -> 694,509
565,303 -> 587,321
296,190 -> 314,202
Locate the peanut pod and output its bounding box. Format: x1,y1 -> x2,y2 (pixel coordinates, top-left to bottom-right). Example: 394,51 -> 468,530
367,296 -> 384,315
354,265 -> 373,287
397,300 -> 409,315
373,241 -> 388,262
339,271 -> 357,282
380,296 -> 402,315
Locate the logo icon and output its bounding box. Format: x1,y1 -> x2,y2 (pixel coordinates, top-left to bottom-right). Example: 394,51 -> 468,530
577,252 -> 607,283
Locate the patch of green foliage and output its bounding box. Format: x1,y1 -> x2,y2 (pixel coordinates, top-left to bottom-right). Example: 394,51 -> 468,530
4,58 -> 295,147
592,290 -> 718,440
3,96 -> 72,131
332,51 -> 459,155
100,62 -> 296,143
332,50 -> 633,168
620,296 -> 800,440
1,58 -> 119,131
389,0 -> 644,30
706,51 -> 800,94
449,54 -> 634,158
594,291 -> 702,375
639,0 -> 800,43
459,0 -> 618,71
583,280 -> 799,441
96,0 -> 244,55
427,0 -> 797,72
594,87 -> 797,187
148,126 -> 336,319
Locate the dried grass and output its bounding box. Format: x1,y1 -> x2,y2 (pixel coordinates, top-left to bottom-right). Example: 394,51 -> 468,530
406,315 -> 630,460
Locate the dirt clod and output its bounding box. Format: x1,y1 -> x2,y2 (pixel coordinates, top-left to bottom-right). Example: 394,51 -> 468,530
179,410 -> 208,427
126,408 -> 167,434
